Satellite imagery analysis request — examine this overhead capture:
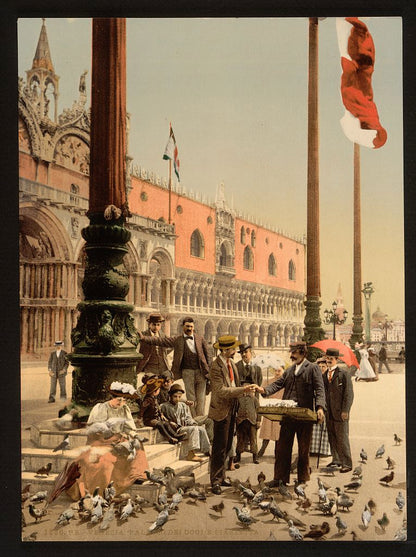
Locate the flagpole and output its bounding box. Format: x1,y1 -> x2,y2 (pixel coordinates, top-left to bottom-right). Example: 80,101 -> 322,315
349,142 -> 364,348
168,158 -> 172,224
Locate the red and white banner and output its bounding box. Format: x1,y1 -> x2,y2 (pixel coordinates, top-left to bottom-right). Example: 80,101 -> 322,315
163,124 -> 181,181
336,17 -> 387,149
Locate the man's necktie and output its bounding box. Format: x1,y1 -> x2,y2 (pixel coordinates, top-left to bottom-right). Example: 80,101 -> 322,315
328,370 -> 334,382
185,336 -> 193,340
227,360 -> 234,383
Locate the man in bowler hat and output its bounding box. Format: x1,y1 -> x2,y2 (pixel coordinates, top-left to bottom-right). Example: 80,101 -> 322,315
139,317 -> 211,417
137,313 -> 173,380
256,341 -> 326,486
323,347 -> 354,473
48,340 -> 68,403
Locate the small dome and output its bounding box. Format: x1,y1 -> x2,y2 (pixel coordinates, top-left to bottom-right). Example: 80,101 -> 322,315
372,306 -> 387,322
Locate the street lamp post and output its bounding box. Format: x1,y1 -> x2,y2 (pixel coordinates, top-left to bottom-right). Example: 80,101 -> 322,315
361,282 -> 375,342
323,301 -> 348,340
379,316 -> 393,341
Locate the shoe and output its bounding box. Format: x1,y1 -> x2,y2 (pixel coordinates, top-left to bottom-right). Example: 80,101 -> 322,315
187,450 -> 203,462
211,484 -> 222,495
266,479 -> 280,488
340,466 -> 353,473
234,463 -> 240,469
220,478 -> 232,487
168,437 -> 179,444
252,455 -> 259,464
328,462 -> 341,468
176,432 -> 187,441
48,398 -> 55,403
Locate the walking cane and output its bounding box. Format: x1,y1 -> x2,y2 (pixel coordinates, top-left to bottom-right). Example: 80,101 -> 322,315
316,422 -> 324,470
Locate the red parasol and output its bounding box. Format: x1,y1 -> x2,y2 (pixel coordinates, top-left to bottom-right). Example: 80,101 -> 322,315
310,340 -> 359,368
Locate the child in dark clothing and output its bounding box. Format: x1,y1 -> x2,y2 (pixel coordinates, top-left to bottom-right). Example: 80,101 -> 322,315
140,376 -> 186,444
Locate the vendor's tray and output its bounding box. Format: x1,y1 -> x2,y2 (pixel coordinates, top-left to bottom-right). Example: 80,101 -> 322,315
257,406 -> 317,422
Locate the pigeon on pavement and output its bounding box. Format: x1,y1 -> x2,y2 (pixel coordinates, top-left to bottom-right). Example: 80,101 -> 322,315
379,471 -> 394,486
394,433 -> 402,446
30,490 -> 48,503
90,500 -> 103,524
377,512 -> 390,532
53,434 -> 70,454
56,507 -> 76,526
386,456 -> 396,470
360,448 -> 368,463
352,465 -> 362,478
361,504 -> 371,528
278,480 -> 293,499
210,500 -> 224,516
35,463 -> 52,477
28,504 -> 48,523
304,521 -> 330,540
375,444 -> 385,459
294,480 -> 306,499
119,498 -> 134,521
335,515 -> 348,535
288,519 -> 304,541
99,503 -> 115,530
367,498 -> 376,515
343,478 -> 362,492
396,491 -> 405,511
149,507 -> 169,532
233,506 -> 258,528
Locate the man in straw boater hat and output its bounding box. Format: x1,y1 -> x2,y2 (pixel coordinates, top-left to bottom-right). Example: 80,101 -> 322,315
139,317 -> 211,418
208,335 -> 258,495
323,347 -> 354,473
256,341 -> 326,487
136,313 -> 173,380
47,340 -> 69,403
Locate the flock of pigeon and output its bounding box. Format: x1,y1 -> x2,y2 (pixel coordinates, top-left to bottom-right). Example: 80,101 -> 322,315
22,433 -> 406,541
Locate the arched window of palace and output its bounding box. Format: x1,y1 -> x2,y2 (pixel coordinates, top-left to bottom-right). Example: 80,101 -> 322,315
268,253 -> 277,276
243,245 -> 254,271
190,229 -> 205,258
251,230 -> 256,247
240,226 -> 246,244
289,259 -> 296,281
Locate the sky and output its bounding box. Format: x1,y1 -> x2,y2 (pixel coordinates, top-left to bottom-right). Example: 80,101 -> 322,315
17,17 -> 404,321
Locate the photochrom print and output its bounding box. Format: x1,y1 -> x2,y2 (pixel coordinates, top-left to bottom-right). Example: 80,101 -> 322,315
19,16 -> 406,542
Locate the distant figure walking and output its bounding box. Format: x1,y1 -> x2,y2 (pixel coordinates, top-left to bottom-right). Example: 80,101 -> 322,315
378,343 -> 392,374
48,340 -> 68,403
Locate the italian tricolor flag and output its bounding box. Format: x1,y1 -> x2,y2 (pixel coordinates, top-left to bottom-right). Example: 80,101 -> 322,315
163,124 -> 181,181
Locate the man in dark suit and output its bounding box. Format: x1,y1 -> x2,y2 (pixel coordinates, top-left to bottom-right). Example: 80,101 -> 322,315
208,336 -> 257,494
235,343 -> 263,464
256,341 -> 326,486
48,340 -> 69,403
323,347 -> 354,473
136,313 -> 173,380
138,317 -> 211,417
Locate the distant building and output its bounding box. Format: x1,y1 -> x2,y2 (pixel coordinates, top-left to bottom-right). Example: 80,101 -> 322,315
19,20 -> 306,360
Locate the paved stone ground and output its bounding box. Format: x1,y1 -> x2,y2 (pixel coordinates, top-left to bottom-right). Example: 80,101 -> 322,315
21,362 -> 408,542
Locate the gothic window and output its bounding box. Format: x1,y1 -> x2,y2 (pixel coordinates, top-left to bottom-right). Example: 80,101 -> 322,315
219,241 -> 233,267
243,246 -> 254,271
251,230 -> 256,247
268,253 -> 277,276
289,259 -> 296,281
240,226 -> 246,244
190,229 -> 205,258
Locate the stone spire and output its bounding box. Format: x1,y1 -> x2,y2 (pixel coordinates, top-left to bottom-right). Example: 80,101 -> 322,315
26,18 -> 59,122
32,18 -> 54,72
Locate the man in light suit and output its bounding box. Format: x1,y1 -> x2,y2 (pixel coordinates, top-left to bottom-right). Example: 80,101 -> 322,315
136,313 -> 173,380
138,317 -> 211,417
324,347 -> 354,473
256,341 -> 326,486
48,340 -> 69,403
208,336 -> 257,494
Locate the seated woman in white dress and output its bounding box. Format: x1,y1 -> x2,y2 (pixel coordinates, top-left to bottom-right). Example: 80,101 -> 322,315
66,382 -> 149,499
354,343 -> 377,382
